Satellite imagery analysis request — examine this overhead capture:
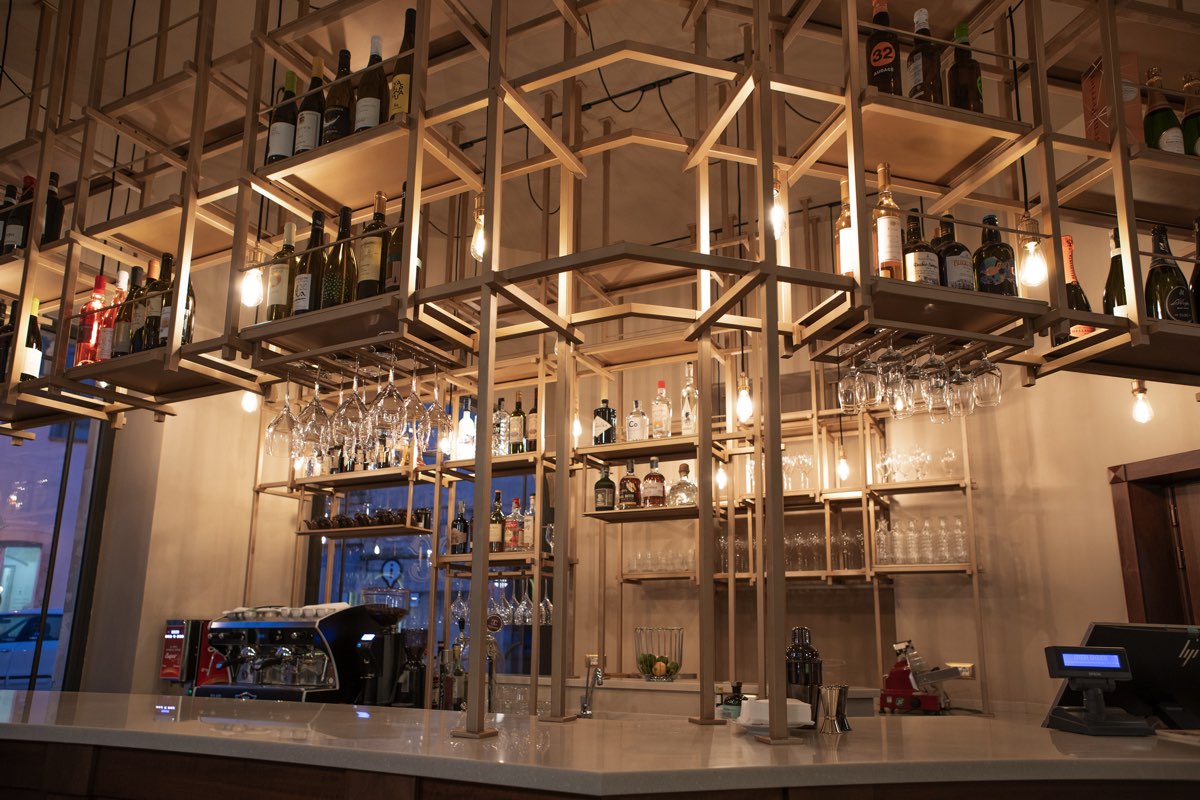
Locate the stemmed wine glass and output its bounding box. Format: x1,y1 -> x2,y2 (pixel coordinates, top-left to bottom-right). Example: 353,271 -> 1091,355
876,337 -> 906,402
904,362 -> 928,412
297,380 -> 331,461
408,373 -> 432,460
332,376 -> 371,454
838,363 -> 862,414
972,353 -> 1003,407
922,349 -> 950,424
451,588 -> 469,623
539,581 -> 553,625
371,365 -> 406,447
265,382 -> 299,458
855,355 -> 883,408
425,375 -> 456,458
516,581 -> 534,626
947,364 -> 976,418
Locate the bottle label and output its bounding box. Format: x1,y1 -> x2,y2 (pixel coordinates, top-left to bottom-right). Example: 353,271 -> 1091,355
266,263 -> 290,308
526,411 -> 538,444
510,415 -> 525,441
838,227 -> 857,277
148,294 -> 164,316
592,415 -> 611,440
488,522 -> 502,544
642,480 -> 665,501
293,274 -> 313,312
652,404 -> 670,434
159,306 -> 172,340
977,256 -> 1015,290
944,254 -> 975,289
21,346 -> 41,378
876,216 -> 902,276
4,224 -> 23,248
1112,304 -> 1129,318
450,525 -> 466,546
355,236 -> 383,281
619,485 -> 639,507
904,251 -> 941,285
295,110 -> 320,152
97,327 -> 115,361
390,74 -> 411,117
1069,323 -> 1096,338
1165,285 -> 1194,321
505,519 -> 521,548
322,108 -> 351,142
595,486 -> 615,509
131,304 -> 147,329
113,320 -> 131,354
354,98 -> 381,130
521,518 -> 535,549
869,41 -> 898,72
681,395 -> 696,435
1157,127 -> 1185,154
906,60 -> 923,92
267,121 -> 295,160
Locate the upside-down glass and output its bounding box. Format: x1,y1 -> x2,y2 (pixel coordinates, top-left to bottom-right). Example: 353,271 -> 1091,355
332,377 -> 371,453
855,357 -> 883,408
837,364 -> 862,414
888,374 -> 915,420
926,385 -> 950,424
265,382 -> 299,458
372,366 -> 406,441
451,589 -> 469,623
972,353 -> 1003,407
904,362 -> 928,412
425,381 -> 455,457
947,365 -> 976,418
876,338 -> 906,401
297,381 -> 331,460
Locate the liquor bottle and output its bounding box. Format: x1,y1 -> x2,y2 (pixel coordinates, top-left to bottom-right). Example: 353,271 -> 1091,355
907,8 -> 942,104
488,490 -> 505,553
785,626 -> 822,712
642,457 -> 666,508
1103,227 -> 1128,317
866,0 -> 902,96
96,269 -> 129,361
505,498 -> 523,551
873,163 -> 902,279
390,9 -> 417,120
158,252 -> 196,347
0,184 -> 15,251
1183,74 -> 1200,156
321,49 -> 354,145
594,465 -> 616,511
293,211 -> 325,315
265,221 -> 297,321
593,398 -> 616,445
902,209 -> 941,285
929,221 -> 945,252
667,463 -> 698,506
450,500 -> 470,555
75,275 -> 108,365
355,36 -> 387,132
266,71 -> 298,163
618,460 -> 641,510
321,206 -> 356,308
835,177 -> 856,278
1144,225 -> 1195,322
112,266 -> 144,357
1055,235 -> 1095,344
626,399 -> 649,442
651,380 -> 672,438
133,257 -> 163,352
522,495 -> 536,551
947,24 -> 983,112
935,215 -> 976,290
680,361 -> 699,436
973,214 -> 1017,296
386,181 -> 421,292
525,390 -> 539,452
41,171 -> 63,244
492,397 -> 510,455
1144,67 -> 1184,154
295,56 -> 324,155
356,191 -> 388,299
20,298 -> 43,381
3,176 -> 33,251
0,301 -> 8,381
509,392 -> 526,454
1191,217 -> 1200,316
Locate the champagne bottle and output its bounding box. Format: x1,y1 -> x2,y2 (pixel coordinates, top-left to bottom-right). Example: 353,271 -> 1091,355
973,214 -> 1017,296
293,211 -> 325,314
936,215 -> 976,290
907,8 -> 942,104
266,221 -> 298,321
158,252 -> 196,347
488,490 -> 505,553
320,206 -> 356,308
322,49 -> 353,145
866,0 -> 902,96
390,9 -> 417,120
873,163 -> 902,278
267,71 -> 298,163
19,298 -> 43,381
1053,235 -> 1095,345
112,266 -> 144,357
294,57 -> 324,155
835,177 -> 856,278
1103,228 -> 1129,318
41,171 -> 63,244
355,36 -> 387,132
1144,67 -> 1185,154
902,209 -> 941,285
4,176 -> 33,251
1183,74 -> 1200,156
355,191 -> 388,299
1144,225 -> 1195,322
0,184 -> 16,252
509,392 -> 526,454
947,24 -> 983,112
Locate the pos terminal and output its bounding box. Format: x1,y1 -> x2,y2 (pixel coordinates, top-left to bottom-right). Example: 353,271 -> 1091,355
1043,646 -> 1155,737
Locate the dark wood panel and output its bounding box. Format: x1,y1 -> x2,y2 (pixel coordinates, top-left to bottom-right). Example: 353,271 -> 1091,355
1127,482 -> 1189,624
792,782 -> 1200,800
41,744 -> 96,796
0,740 -> 48,790
1173,480 -> 1200,624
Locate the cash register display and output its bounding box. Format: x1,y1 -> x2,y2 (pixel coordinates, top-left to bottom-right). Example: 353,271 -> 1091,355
1045,646 -> 1131,680
1062,652 -> 1121,669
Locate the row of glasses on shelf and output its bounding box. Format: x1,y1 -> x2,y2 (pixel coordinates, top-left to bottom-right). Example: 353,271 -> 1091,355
875,447 -> 958,483
784,526 -> 866,572
874,517 -> 969,565
450,581 -> 552,627
626,548 -> 696,574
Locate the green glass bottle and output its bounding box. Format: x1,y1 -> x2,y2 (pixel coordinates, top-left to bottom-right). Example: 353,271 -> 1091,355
973,214 -> 1016,296
1144,225 -> 1195,322
947,24 -> 983,113
1144,67 -> 1185,154
1181,73 -> 1200,156
1052,235 -> 1095,346
936,215 -> 976,291
1102,228 -> 1128,318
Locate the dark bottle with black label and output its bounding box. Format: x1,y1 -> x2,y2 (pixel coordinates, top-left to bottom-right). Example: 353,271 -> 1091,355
321,49 -> 353,145
785,626 -> 822,715
593,398 -> 617,445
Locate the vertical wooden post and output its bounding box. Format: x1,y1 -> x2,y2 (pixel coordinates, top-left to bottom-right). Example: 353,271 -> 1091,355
24,1 -> 53,138
842,0 -> 872,307
398,0 -> 433,326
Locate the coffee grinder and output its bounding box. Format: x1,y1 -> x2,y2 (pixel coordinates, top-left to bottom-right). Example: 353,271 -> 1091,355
355,587 -> 410,706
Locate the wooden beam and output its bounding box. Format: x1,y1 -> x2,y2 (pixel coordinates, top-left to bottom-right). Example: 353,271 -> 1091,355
927,127 -> 1043,215
84,108 -> 188,171
491,279 -> 584,344
437,0 -> 490,60
552,0 -> 590,35
422,125 -> 484,192
501,79 -> 587,177
513,40 -> 740,94
786,106 -> 845,185
682,0 -> 710,30
782,0 -> 821,49
685,269 -> 765,341
684,68 -> 754,171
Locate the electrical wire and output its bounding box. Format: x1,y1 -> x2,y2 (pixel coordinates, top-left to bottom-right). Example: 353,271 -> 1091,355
784,98 -> 822,125
586,21 -> 645,113
98,0 -> 138,278
1007,6 -> 1030,212
0,0 -> 31,99
524,128 -> 559,215
657,82 -> 683,137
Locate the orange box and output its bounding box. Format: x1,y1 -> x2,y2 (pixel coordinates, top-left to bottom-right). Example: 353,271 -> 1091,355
1081,52 -> 1144,145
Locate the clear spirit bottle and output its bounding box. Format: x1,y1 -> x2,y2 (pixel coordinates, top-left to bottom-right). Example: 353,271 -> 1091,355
667,463 -> 698,506
522,495 -> 536,550
680,362 -> 699,436
492,397 -> 510,456
651,380 -> 672,438
505,497 -> 523,550
626,400 -> 649,442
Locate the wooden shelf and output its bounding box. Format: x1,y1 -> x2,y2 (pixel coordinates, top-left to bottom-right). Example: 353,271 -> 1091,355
1058,145 -> 1200,231
86,196 -> 235,262
294,463 -> 424,490
584,505 -> 700,523
1035,319 -> 1200,387
0,239 -> 74,299
62,343 -> 260,401
439,452 -> 543,479
868,479 -> 967,496
439,551 -> 540,567
298,523 -> 433,539
0,382 -> 112,428
577,436 -> 705,464
621,571 -> 694,584
875,563 -> 972,575
739,490 -> 821,509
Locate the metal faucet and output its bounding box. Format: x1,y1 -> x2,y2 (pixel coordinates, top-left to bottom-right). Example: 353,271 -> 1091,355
579,654 -> 603,718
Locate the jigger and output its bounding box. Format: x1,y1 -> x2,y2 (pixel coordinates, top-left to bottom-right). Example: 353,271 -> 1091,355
818,685 -> 851,734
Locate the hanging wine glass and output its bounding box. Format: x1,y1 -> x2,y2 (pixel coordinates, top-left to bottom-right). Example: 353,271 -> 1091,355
372,365 -> 406,440
332,376 -> 371,455
888,374 -> 915,420
947,364 -> 977,418
425,372 -> 456,458
855,355 -> 883,408
539,581 -> 553,625
876,336 -> 906,401
297,380 -> 331,460
408,373 -> 432,460
486,582 -> 502,620
837,363 -> 862,414
972,353 -> 1003,408
265,382 -> 299,458
517,581 -> 534,626
451,588 -> 469,623
499,583 -> 514,626
904,362 -> 928,412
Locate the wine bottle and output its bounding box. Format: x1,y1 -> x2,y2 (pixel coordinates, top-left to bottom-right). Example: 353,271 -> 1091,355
509,391 -> 526,454
134,257 -> 165,352
386,181 -> 408,292
355,191 -> 388,299
488,490 -> 505,553
355,36 -> 387,132
0,300 -> 9,381
0,184 -> 16,252
41,171 -> 63,244
96,268 -> 128,361
1191,217 -> 1200,316
866,0 -> 902,96
1144,225 -> 1195,322
321,49 -> 353,145
1054,235 -> 1095,345
293,211 -> 325,315
1183,74 -> 1200,157
1102,228 -> 1128,318
525,390 -> 538,452
112,266 -> 144,357
450,501 -> 470,555
75,275 -> 108,365
321,206 -> 356,308
158,252 -> 196,347
618,460 -> 641,510
19,298 -> 43,381
907,8 -> 942,104
835,177 -> 856,278
947,24 -> 983,112
935,215 -> 976,290
973,214 -> 1017,296
266,221 -> 298,321
390,9 -> 417,120
594,465 -> 616,511
295,57 -> 324,155
522,495 -> 536,551
4,176 -> 34,251
267,71 -> 298,163
902,209 -> 941,285
873,163 -> 903,279
1144,67 -> 1185,154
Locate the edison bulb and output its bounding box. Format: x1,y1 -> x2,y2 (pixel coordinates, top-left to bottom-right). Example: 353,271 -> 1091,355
716,464 -> 728,491
240,391 -> 259,414
241,267 -> 264,307
1020,240 -> 1048,288
735,375 -> 754,424
1131,382 -> 1154,424
770,180 -> 786,240
835,449 -> 851,482
373,544 -> 381,556
438,427 -> 454,456
470,214 -> 487,261
572,414 -> 582,446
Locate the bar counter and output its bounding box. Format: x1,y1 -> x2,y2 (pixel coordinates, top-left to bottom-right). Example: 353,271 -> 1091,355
1,691 -> 1198,799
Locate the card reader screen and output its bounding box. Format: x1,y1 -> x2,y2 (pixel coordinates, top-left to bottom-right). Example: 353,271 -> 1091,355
1061,652 -> 1122,669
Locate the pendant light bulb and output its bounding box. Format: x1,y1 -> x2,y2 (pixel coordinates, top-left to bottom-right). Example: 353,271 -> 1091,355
572,414 -> 582,446
1131,380 -> 1154,424
373,544 -> 381,556
241,267 -> 264,307
469,195 -> 487,262
836,446 -> 851,483
1017,215 -> 1048,289
770,178 -> 786,240
240,390 -> 260,414
716,464 -> 728,491
735,374 -> 754,424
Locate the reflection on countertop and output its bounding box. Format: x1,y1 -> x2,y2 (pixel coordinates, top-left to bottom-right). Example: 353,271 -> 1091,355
0,691 -> 1198,796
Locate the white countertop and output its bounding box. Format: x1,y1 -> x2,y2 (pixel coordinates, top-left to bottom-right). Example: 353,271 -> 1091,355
1,691 -> 1197,795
